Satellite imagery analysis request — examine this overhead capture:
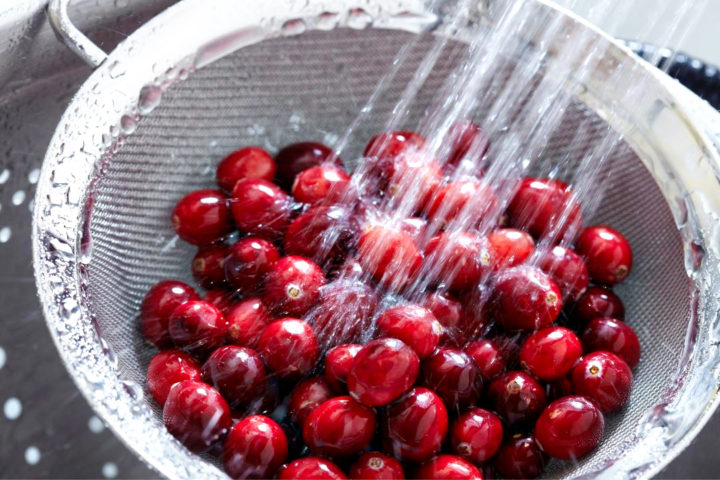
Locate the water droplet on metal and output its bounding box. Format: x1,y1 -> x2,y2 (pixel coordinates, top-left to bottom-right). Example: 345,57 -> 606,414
0,169 -> 10,184
24,446 -> 40,465
347,8 -> 373,29
4,397 -> 22,420
138,85 -> 162,115
316,12 -> 340,31
281,18 -> 307,36
0,227 -> 11,243
120,115 -> 137,135
108,61 -> 126,79
102,462 -> 118,479
12,190 -> 25,206
28,168 -> 40,184
88,415 -> 105,433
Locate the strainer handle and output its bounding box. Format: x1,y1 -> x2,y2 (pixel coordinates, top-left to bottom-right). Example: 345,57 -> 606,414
47,0 -> 108,68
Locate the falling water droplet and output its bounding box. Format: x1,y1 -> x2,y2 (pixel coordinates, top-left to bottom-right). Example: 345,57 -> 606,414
0,169 -> 10,184
4,397 -> 22,420
0,227 -> 11,243
12,190 -> 25,206
24,446 -> 40,465
138,85 -> 162,115
102,462 -> 118,479
347,8 -> 373,29
281,18 -> 307,36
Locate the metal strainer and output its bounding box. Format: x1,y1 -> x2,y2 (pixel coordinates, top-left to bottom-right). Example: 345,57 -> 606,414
33,0 -> 720,478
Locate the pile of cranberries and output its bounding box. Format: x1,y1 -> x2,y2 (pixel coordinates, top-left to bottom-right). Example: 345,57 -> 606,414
140,127 -> 639,479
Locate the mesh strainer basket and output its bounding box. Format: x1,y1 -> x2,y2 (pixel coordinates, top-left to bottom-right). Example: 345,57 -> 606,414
32,0 -> 720,478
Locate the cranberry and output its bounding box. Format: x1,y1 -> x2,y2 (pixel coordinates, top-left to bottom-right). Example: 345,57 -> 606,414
224,237 -> 280,293
574,287 -> 625,324
446,120 -> 490,166
465,340 -> 506,382
226,297 -> 271,348
191,244 -> 228,289
376,154 -> 442,211
415,455 -> 484,479
423,347 -> 481,410
571,351 -> 633,413
168,300 -> 228,353
172,189 -> 233,246
275,141 -> 340,189
427,180 -> 499,229
450,408 -> 503,465
364,130 -> 425,159
347,338 -> 419,407
203,288 -> 235,314
422,292 -> 463,345
487,228 -> 535,271
488,266 -> 562,331
576,226 -> 633,285
376,305 -> 442,359
349,452 -> 405,479
231,178 -> 292,240
537,245 -> 589,301
285,205 -> 358,266
140,280 -> 199,348
518,326 -> 583,381
582,317 -> 641,369
216,146 -> 276,192
223,415 -> 288,479
289,377 -> 335,425
424,232 -> 492,292
487,371 -> 547,426
458,287 -> 493,341
147,350 -> 202,406
399,217 -> 428,243
506,178 -> 583,239
278,457 -> 347,479
263,256 -> 325,316
257,318 -> 319,380
383,387 -> 448,463
201,345 -> 267,410
303,396 -> 376,457
357,225 -> 422,291
534,395 -> 604,460
308,281 -> 378,349
162,380 -> 231,453
493,434 -> 545,479
292,164 -> 351,204
325,344 -> 363,393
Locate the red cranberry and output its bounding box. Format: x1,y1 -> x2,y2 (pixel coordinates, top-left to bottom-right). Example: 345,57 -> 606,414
422,292 -> 463,345
376,305 -> 442,359
571,351 -> 633,413
203,288 -> 235,314
289,377 -> 335,425
325,344 -> 363,393
285,205 -> 358,266
379,154 -> 442,211
223,415 -> 288,479
292,164 -> 351,204
423,347 -> 481,410
303,396 -> 376,458
140,280 -> 199,348
349,451 -> 405,479
192,245 -> 228,289
224,237 -> 280,293
147,350 -> 202,406
575,287 -> 625,324
493,434 -> 545,479
487,228 -> 535,271
257,318 -> 319,380
582,317 -> 640,369
506,178 -> 583,239
357,225 -> 422,291
231,179 -> 292,240
226,297 -> 271,348
263,256 -> 325,316
537,245 -> 589,301
576,226 -> 633,285
446,120 -> 490,166
168,300 -> 228,353
275,141 -> 340,189
534,395 -> 604,460
487,371 -> 547,426
172,189 -> 233,246
427,180 -> 499,228
519,326 -> 583,381
347,338 -> 420,407
278,457 -> 347,479
216,146 -> 276,192
383,387 -> 448,463
424,232 -> 492,293
364,130 -> 425,159
162,380 -> 231,453
450,408 -> 503,465
399,217 -> 428,243
465,340 -> 506,382
308,281 -> 378,349
201,345 -> 267,410
488,266 -> 562,331
415,455 -> 484,479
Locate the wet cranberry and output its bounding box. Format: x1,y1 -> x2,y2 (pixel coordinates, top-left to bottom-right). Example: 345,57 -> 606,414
226,298 -> 271,348
357,225 -> 422,291
285,205 -> 358,266
216,146 -> 276,192
349,451 -> 405,479
507,178 -> 583,240
263,256 -> 326,316
450,408 -> 503,465
535,395 -> 604,460
278,457 -> 347,479
147,349 -> 202,406
275,141 -> 340,189
231,179 -> 292,240
257,318 -> 319,380
289,377 -> 335,425
376,154 -> 442,211
519,326 -> 583,381
488,266 -> 562,332
423,347 -> 481,410
458,287 -> 493,341
422,292 -> 463,345
571,351 -> 632,413
309,281 -> 378,349
427,180 -> 499,229
576,226 -> 633,285
292,164 -> 351,204
325,344 -> 363,393
465,340 -> 506,382
223,415 -> 288,479
376,305 -> 442,359
192,244 -> 228,289
575,287 -> 625,324
303,396 -> 376,458
172,189 -> 233,246
365,130 -> 425,159
399,217 -> 428,243
424,231 -> 492,293
415,455 -> 484,479
537,245 -> 589,301
201,346 -> 267,410
582,317 -> 640,369
493,434 -> 545,479
224,237 -> 280,293
168,300 -> 228,353
446,120 -> 490,166
487,228 -> 535,271
162,380 -> 231,453
487,371 -> 547,427
140,280 -> 199,348
203,288 -> 235,314
347,338 -> 420,407
383,387 -> 448,463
